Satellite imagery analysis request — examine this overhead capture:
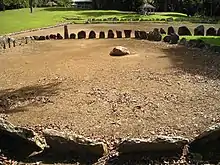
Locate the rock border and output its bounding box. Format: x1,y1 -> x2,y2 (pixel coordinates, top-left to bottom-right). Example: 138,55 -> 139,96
1,118 -> 220,164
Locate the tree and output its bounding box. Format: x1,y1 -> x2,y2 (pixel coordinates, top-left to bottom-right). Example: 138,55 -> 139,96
0,0 -> 5,11
29,0 -> 33,13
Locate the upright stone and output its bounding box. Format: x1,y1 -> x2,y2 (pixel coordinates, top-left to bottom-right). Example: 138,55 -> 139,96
206,27 -> 217,36
64,25 -> 69,39
99,31 -> 105,39
50,34 -> 57,39
194,25 -> 205,36
89,30 -> 96,39
7,37 -> 11,48
116,30 -> 122,38
46,35 -> 50,40
134,31 -> 140,39
57,33 -> 63,40
139,31 -> 147,39
108,30 -> 114,38
124,30 -> 132,38
70,33 -> 76,39
39,36 -> 46,40
168,26 -> 175,35
160,28 -> 166,34
217,28 -> 220,36
178,26 -> 192,36
78,31 -> 86,39
170,33 -> 179,44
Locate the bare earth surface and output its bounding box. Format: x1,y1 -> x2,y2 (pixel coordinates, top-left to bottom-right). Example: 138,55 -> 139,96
0,34 -> 220,144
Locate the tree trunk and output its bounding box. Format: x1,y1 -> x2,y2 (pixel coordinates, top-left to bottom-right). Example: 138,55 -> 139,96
0,0 -> 5,11
164,0 -> 168,11
29,0 -> 33,13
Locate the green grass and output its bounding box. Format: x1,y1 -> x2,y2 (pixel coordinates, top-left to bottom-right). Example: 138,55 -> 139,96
0,8 -> 189,35
183,36 -> 220,46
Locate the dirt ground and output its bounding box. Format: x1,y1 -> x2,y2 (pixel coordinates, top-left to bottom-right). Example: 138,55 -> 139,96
1,28 -> 220,143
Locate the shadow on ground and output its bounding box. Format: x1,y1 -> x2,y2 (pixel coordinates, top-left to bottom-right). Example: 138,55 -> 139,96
41,7 -> 84,11
0,82 -> 61,114
161,46 -> 220,80
25,148 -> 100,165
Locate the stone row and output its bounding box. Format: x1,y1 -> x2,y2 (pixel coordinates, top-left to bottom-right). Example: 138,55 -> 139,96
1,118 -> 220,163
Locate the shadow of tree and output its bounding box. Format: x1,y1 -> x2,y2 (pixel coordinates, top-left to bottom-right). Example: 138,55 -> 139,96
161,46 -> 220,80
41,7 -> 83,12
0,82 -> 61,114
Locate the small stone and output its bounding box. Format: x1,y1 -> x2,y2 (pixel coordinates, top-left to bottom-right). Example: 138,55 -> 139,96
88,30 -> 96,39
206,27 -> 217,36
78,31 -> 86,39
124,30 -> 132,38
178,26 -> 192,36
116,30 -> 122,38
194,25 -> 205,36
108,30 -> 114,38
168,26 -> 175,35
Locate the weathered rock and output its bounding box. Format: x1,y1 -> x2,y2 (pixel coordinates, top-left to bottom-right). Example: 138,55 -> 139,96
163,35 -> 171,43
99,31 -> 105,39
118,136 -> 189,154
217,28 -> 220,36
0,37 -> 7,49
49,34 -> 57,39
134,31 -> 140,39
152,28 -> 162,41
210,45 -> 220,53
78,31 -> 86,39
57,33 -> 63,40
194,25 -> 205,36
64,25 -> 69,39
206,27 -> 217,36
170,33 -> 179,44
168,26 -> 175,35
186,39 -> 205,48
139,31 -> 147,39
110,46 -> 130,56
178,26 -> 192,36
39,36 -> 46,40
0,118 -> 46,159
124,30 -> 132,38
178,38 -> 187,45
89,30 -> 96,39
25,36 -> 33,44
9,37 -> 16,47
190,123 -> 220,156
108,30 -> 114,38
160,28 -> 166,34
70,33 -> 76,39
33,36 -> 39,40
43,129 -> 107,157
116,30 -> 122,38
46,35 -> 50,40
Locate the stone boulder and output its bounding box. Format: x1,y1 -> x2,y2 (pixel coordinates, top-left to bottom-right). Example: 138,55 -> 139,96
178,26 -> 192,36
168,26 -> 175,35
160,28 -> 166,34
0,37 -> 7,49
57,33 -> 63,40
124,30 -> 132,38
139,31 -> 148,39
110,46 -> 130,56
206,27 -> 217,36
152,28 -> 162,41
163,35 -> 171,43
217,28 -> 220,36
33,36 -> 40,40
70,33 -> 76,39
49,34 -> 57,39
0,118 -> 46,159
116,30 -> 122,38
99,31 -> 105,39
134,31 -> 140,39
118,136 -> 189,154
190,123 -> 220,157
194,25 -> 205,36
170,33 -> 179,44
78,31 -> 86,39
108,30 -> 114,38
46,35 -> 50,40
39,36 -> 46,40
64,25 -> 69,39
43,129 -> 107,157
178,38 -> 187,45
89,30 -> 96,39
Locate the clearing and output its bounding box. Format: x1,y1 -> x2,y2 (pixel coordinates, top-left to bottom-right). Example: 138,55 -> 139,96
1,27 -> 220,142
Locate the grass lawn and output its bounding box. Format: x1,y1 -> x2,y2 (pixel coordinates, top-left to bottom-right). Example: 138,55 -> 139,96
0,8 -> 189,35
183,36 -> 220,46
